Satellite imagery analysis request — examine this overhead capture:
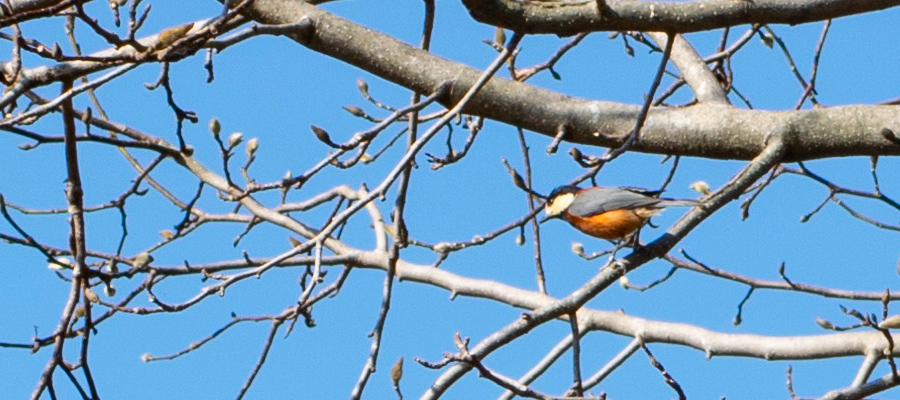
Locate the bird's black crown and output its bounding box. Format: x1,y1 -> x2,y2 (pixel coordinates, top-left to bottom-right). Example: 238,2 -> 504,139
547,185 -> 579,200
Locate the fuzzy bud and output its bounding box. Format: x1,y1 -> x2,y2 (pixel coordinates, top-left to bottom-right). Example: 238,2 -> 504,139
209,118 -> 221,138
433,242 -> 451,253
494,27 -> 506,46
689,181 -> 711,195
246,138 -> 259,157
759,33 -> 774,48
106,261 -> 119,274
342,105 -> 366,117
571,242 -> 584,256
81,107 -> 92,125
310,125 -> 332,145
84,288 -> 100,303
228,132 -> 243,148
390,357 -> 403,389
814,317 -> 835,330
132,252 -> 154,270
357,78 -> 369,98
879,315 -> 900,330
48,257 -> 72,271
51,42 -> 62,59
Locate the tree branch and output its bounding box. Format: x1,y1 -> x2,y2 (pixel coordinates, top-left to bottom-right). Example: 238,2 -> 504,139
460,0 -> 900,35
231,0 -> 900,161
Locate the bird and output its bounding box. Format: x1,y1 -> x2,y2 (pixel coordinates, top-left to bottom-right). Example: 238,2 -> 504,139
542,185 -> 697,241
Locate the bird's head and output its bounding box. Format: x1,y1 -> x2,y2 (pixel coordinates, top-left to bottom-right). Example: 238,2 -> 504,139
543,185 -> 579,220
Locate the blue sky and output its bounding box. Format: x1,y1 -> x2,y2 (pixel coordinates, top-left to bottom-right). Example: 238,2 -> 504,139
2,1 -> 900,399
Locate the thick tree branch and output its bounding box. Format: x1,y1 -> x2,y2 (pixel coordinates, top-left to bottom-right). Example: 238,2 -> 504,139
820,371 -> 900,399
232,0 -> 900,161
344,249 -> 900,362
646,32 -> 729,105
14,0 -> 900,161
460,0 -> 900,36
0,0 -> 81,15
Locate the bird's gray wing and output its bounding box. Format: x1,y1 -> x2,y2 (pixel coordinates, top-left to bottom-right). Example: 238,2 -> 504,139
567,187 -> 666,217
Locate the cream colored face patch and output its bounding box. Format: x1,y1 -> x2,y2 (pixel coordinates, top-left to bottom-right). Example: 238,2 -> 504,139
544,193 -> 575,216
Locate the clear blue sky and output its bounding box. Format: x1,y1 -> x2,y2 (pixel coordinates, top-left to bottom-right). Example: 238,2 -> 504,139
2,1 -> 900,399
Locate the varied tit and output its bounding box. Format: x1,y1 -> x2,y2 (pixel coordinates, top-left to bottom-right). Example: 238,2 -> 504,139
542,185 -> 697,240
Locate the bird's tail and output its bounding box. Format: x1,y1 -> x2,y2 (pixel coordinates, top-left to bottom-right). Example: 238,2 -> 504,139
660,199 -> 699,207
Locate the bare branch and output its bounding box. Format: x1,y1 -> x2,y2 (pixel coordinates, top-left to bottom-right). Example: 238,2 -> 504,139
852,350 -> 882,387
819,371 -> 900,400
498,334 -> 575,400
640,342 -> 686,400
461,0 -> 900,35
667,253 -> 900,301
235,319 -> 283,400
646,32 -> 728,105
581,338 -> 641,392
234,0 -> 900,161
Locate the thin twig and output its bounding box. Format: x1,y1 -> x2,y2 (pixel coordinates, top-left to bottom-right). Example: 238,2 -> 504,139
516,33 -> 589,82
793,20 -> 831,110
763,25 -> 818,107
670,252 -> 900,301
516,127 -> 546,293
144,315 -> 272,362
568,313 -> 583,396
641,342 -> 686,400
235,319 -> 284,400
596,32 -> 675,163
581,338 -> 641,392
498,334 -> 575,400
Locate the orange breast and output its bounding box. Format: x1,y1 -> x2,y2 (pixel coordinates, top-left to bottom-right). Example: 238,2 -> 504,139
566,209 -> 648,240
